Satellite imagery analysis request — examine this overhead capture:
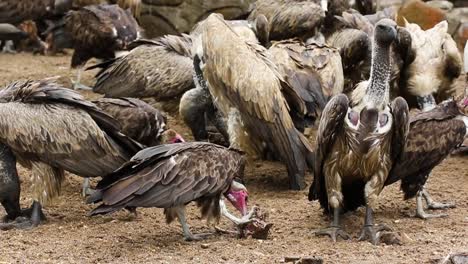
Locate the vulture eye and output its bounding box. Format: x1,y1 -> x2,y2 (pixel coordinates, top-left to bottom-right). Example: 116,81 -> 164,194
348,111 -> 359,126
379,113 -> 389,127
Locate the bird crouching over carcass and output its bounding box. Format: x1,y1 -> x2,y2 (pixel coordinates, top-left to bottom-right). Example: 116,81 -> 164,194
87,142 -> 272,241
309,19 -> 410,245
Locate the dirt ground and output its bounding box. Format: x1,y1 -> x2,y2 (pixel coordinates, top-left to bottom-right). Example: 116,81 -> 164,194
0,52 -> 467,264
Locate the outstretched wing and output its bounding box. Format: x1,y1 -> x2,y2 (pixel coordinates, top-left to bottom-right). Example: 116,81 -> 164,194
89,142 -> 243,214
308,94 -> 348,208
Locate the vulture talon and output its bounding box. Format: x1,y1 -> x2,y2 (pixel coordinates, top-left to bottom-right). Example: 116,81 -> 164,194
415,190 -> 451,219
427,201 -> 455,210
314,226 -> 351,242
184,232 -> 213,242
358,224 -> 391,245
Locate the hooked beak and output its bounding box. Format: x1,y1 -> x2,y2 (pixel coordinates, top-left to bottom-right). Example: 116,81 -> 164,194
171,134 -> 185,143
320,0 -> 328,12
225,190 -> 248,216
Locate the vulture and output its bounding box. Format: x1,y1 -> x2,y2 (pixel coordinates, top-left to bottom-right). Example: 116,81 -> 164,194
0,0 -> 72,25
0,23 -> 28,53
385,98 -> 467,219
400,20 -> 462,110
331,11 -> 415,97
248,0 -> 325,42
0,143 -> 23,225
65,4 -> 140,89
268,38 -> 344,130
0,78 -> 144,227
88,142 -> 255,241
92,97 -> 169,147
193,14 -> 313,190
90,34 -> 193,112
308,19 -> 410,245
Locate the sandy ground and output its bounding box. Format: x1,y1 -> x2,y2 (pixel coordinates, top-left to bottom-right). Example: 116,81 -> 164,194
0,52 -> 467,264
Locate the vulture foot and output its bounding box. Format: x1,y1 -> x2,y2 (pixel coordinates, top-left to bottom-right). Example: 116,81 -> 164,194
357,224 -> 391,245
0,202 -> 46,230
0,216 -> 37,230
71,81 -> 93,91
82,178 -> 96,197
314,226 -> 351,242
183,232 -> 213,242
422,189 -> 456,210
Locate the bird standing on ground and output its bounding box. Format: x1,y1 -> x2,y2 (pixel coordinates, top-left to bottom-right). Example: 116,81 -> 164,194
66,4 -> 140,90
193,14 -> 314,190
309,19 -> 410,245
0,78 -> 144,227
88,142 -> 256,241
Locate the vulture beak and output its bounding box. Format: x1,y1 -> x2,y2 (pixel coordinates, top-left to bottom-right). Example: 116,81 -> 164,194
225,181 -> 248,216
161,129 -> 185,144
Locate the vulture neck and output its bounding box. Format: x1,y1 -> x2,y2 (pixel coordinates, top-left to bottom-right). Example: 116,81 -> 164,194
364,41 -> 392,110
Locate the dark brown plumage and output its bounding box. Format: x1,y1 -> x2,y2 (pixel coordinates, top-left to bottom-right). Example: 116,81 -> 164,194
92,97 -> 167,147
194,14 -> 313,190
66,4 -> 139,69
268,39 -> 343,130
0,78 -> 143,226
0,0 -> 72,25
385,99 -> 466,218
88,142 -> 249,241
309,19 -> 410,245
248,0 -> 325,42
0,143 -> 21,222
90,34 -> 193,110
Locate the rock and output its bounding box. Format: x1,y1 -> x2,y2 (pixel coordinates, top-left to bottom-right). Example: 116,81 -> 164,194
139,0 -> 255,38
451,253 -> 468,264
426,0 -> 454,11
200,243 -> 209,249
397,0 -> 446,30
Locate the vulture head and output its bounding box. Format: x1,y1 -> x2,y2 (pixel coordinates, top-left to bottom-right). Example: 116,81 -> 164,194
160,129 -> 185,144
225,178 -> 249,216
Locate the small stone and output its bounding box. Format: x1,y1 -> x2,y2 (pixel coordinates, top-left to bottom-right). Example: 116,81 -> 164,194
200,243 -> 209,249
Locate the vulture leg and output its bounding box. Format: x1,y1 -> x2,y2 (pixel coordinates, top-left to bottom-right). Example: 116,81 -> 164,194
2,40 -> 16,54
219,199 -> 256,226
176,206 -> 212,241
81,178 -> 95,197
30,201 -> 46,227
71,67 -> 92,90
422,188 -> 456,210
315,207 -> 350,242
358,206 -> 391,245
1,201 -> 47,230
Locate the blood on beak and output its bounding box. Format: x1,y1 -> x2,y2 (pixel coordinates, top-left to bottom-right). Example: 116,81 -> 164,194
226,190 -> 248,216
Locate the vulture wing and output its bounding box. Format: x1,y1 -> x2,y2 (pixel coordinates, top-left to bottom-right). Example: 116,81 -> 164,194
386,100 -> 465,194
308,94 -> 349,209
390,97 -> 410,162
199,14 -> 312,189
92,34 -> 193,99
93,97 -> 166,146
89,142 -> 244,214
0,79 -> 142,178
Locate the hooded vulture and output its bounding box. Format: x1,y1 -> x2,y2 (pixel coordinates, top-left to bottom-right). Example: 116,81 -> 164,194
248,0 -> 325,42
308,19 -> 410,245
65,4 -> 140,90
88,142 -> 255,241
90,34 -> 192,112
400,20 -> 462,110
0,0 -> 72,25
385,98 -> 467,219
0,78 -> 143,227
193,14 -> 313,190
268,38 -> 344,130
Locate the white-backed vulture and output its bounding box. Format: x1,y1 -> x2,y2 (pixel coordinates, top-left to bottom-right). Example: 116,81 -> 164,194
66,4 -> 140,89
0,0 -> 72,25
90,34 -> 193,112
92,97 -> 169,147
193,14 -> 313,190
88,142 -> 256,241
385,99 -> 467,219
308,19 -> 410,245
400,20 -> 462,110
248,0 -> 325,42
0,78 -> 143,227
268,38 -> 344,130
